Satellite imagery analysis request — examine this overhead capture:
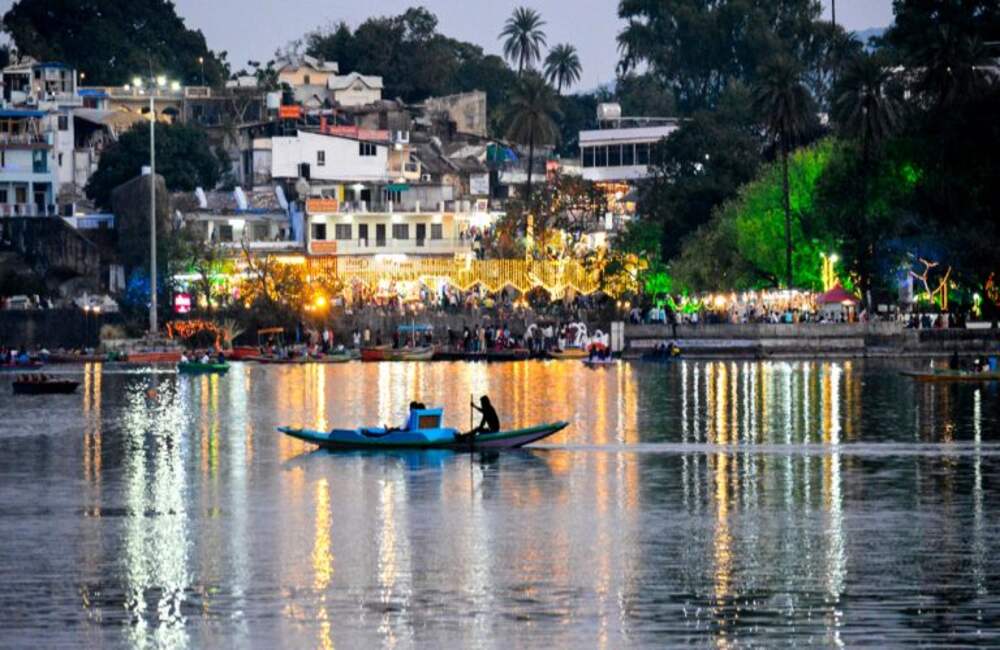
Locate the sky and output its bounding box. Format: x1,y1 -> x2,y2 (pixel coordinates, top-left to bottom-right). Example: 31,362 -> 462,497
1,0 -> 896,92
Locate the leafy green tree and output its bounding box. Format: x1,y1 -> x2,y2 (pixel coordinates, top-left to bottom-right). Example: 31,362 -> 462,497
500,7 -> 547,75
753,56 -> 813,288
2,0 -> 228,86
615,73 -> 676,117
505,74 -> 561,201
830,51 -> 901,301
86,122 -> 224,209
643,82 -> 762,261
544,44 -> 582,94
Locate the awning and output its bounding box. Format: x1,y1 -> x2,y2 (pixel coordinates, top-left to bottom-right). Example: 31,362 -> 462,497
817,284 -> 859,304
386,183 -> 410,192
0,109 -> 44,119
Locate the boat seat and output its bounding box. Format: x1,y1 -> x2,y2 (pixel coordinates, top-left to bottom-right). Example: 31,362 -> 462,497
407,408 -> 443,431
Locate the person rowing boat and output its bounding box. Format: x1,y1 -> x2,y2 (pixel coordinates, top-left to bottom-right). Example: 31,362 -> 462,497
462,395 -> 500,439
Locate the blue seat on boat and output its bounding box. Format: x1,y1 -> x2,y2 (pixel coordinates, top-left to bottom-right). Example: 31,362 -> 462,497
406,408 -> 444,432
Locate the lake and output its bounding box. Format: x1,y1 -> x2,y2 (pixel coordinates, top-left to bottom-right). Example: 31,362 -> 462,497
1,359 -> 998,648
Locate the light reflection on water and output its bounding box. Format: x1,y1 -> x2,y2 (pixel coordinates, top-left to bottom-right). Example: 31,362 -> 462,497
0,359 -> 998,647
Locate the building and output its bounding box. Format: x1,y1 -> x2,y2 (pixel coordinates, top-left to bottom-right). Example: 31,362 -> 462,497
0,109 -> 60,216
327,72 -> 383,107
178,186 -> 301,255
277,55 -> 340,108
579,103 -> 679,183
1,60 -> 79,108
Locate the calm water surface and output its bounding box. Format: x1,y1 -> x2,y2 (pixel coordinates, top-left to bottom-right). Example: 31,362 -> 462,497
1,359 -> 999,648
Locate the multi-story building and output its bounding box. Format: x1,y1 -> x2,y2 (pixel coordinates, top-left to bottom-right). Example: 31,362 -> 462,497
578,103 -> 679,183
0,108 -> 59,216
277,55 -> 340,109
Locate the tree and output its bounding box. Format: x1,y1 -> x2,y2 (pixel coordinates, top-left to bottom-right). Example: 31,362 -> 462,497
87,122 -> 224,209
753,56 -> 812,288
2,0 -> 229,86
505,74 -> 561,202
642,82 -> 762,261
617,0 -> 831,112
544,44 -> 582,94
500,7 -> 547,75
831,51 -> 901,302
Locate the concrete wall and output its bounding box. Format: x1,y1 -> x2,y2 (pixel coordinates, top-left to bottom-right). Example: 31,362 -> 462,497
423,92 -> 488,138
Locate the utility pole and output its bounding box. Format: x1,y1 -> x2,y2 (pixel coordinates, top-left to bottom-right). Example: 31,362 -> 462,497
149,89 -> 158,335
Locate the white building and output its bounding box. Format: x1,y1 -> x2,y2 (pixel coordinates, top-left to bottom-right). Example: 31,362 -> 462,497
328,72 -> 383,107
579,103 -> 679,182
271,130 -> 389,187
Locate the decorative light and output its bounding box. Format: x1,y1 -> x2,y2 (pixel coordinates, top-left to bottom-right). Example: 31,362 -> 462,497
132,76 -> 143,88
156,75 -> 167,87
170,81 -> 181,91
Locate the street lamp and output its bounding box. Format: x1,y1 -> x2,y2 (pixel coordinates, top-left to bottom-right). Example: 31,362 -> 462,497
198,56 -> 205,86
132,74 -> 178,336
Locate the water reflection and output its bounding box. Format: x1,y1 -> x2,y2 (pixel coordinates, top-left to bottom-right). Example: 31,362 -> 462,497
0,359 -> 998,647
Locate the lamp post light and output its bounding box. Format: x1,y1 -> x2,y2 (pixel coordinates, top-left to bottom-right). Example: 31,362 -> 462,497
198,56 -> 205,86
131,74 -> 178,336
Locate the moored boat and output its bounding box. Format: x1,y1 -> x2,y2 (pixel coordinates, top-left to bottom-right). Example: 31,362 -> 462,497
548,348 -> 588,360
387,347 -> 435,361
178,361 -> 230,374
278,407 -> 568,450
901,369 -> 1000,382
360,346 -> 390,361
13,376 -> 80,394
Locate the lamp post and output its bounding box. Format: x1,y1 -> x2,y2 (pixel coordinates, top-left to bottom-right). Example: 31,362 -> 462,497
198,56 -> 205,86
131,74 -> 179,336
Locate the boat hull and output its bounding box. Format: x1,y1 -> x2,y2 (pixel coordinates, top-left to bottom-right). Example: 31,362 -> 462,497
278,421 -> 569,450
178,362 -> 230,374
901,370 -> 1000,382
13,380 -> 80,395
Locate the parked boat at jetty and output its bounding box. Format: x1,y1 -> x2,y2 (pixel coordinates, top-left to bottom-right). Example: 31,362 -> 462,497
177,361 -> 230,374
901,369 -> 1000,382
12,375 -> 80,395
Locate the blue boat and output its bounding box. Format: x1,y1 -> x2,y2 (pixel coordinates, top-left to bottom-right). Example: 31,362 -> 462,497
278,407 -> 568,450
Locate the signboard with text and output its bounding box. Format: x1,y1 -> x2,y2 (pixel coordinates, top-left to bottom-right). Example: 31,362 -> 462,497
469,173 -> 490,195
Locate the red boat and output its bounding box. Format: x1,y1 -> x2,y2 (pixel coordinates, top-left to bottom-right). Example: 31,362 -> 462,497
227,346 -> 260,360
360,346 -> 390,361
124,351 -> 182,364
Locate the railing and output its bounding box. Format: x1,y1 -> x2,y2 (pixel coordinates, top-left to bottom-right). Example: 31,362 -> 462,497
0,204 -> 58,217
308,237 -> 473,256
218,240 -> 300,251
0,132 -> 49,146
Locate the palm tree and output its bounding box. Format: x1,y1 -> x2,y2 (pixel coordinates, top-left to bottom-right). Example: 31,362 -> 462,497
915,25 -> 992,110
500,7 -> 547,75
544,44 -> 582,94
753,56 -> 812,289
505,74 -> 560,201
832,51 -> 900,303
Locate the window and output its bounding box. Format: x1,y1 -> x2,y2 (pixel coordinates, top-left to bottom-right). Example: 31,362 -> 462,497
317,150 -> 325,167
359,142 -> 377,157
430,223 -> 443,240
595,145 -> 607,167
391,223 -> 408,240
32,150 -> 47,173
622,143 -> 635,166
0,189 -> 7,204
636,143 -> 650,165
252,224 -> 270,241
335,224 -> 352,240
582,146 -> 594,168
608,144 -> 621,167
57,115 -> 68,131
1,151 -> 4,167
303,74 -> 311,85
384,189 -> 401,204
311,223 -> 327,240
58,153 -> 63,167
218,225 -> 234,242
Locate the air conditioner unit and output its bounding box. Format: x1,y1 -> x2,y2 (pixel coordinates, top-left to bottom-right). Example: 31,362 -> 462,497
393,130 -> 410,144
421,174 -> 432,182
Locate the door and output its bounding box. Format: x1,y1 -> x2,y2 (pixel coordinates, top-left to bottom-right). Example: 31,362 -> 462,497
415,223 -> 426,247
375,223 -> 386,247
358,223 -> 369,247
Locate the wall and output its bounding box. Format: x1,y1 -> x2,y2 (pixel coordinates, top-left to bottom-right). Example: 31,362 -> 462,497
271,132 -> 388,182
0,308 -> 115,348
423,92 -> 488,138
333,87 -> 381,107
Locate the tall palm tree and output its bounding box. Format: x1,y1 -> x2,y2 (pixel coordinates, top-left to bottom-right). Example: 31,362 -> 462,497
915,25 -> 992,110
505,74 -> 560,201
753,56 -> 812,289
832,51 -> 900,303
500,7 -> 547,75
544,44 -> 582,94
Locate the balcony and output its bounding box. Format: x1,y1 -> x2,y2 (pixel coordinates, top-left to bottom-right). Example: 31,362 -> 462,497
0,132 -> 49,147
0,203 -> 59,217
308,237 -> 473,256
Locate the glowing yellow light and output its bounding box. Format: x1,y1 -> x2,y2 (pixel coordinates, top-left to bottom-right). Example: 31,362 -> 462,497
314,295 -> 327,308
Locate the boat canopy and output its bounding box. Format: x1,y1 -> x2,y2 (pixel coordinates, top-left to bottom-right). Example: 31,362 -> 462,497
258,327 -> 285,335
397,324 -> 433,333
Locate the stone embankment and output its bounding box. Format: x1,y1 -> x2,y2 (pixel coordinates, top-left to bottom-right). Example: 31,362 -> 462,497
625,322 -> 1000,358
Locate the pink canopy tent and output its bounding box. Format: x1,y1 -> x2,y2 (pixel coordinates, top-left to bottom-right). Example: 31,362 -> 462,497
817,285 -> 859,305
